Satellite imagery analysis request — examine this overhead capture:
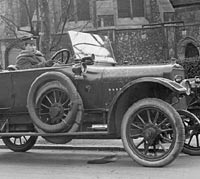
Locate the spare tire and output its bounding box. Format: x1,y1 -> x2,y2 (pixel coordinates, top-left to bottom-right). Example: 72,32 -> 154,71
27,71 -> 83,133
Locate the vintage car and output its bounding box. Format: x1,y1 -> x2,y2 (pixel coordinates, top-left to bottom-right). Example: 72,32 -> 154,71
0,31 -> 191,167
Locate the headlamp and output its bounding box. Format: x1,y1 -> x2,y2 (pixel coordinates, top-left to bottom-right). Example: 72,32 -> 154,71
174,75 -> 183,83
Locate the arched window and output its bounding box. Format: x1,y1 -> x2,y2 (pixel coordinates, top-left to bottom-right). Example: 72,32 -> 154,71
185,43 -> 199,58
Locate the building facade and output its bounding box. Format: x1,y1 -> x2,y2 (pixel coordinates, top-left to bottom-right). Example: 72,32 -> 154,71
6,0 -> 171,32
0,0 -> 200,73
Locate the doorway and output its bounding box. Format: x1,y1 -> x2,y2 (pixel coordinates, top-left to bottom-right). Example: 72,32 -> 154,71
185,43 -> 199,58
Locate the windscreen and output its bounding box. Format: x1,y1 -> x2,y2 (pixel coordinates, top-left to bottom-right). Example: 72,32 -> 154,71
68,31 -> 116,65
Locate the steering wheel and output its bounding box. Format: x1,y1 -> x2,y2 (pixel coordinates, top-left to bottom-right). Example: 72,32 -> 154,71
50,49 -> 70,64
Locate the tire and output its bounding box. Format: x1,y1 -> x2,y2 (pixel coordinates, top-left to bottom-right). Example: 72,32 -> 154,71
27,72 -> 83,133
188,108 -> 200,119
2,136 -> 37,152
178,109 -> 200,155
121,98 -> 185,167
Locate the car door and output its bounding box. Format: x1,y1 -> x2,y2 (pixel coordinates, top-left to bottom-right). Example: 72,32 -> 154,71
0,71 -> 13,109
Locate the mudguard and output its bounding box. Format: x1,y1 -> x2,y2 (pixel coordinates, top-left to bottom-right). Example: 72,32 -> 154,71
155,77 -> 186,93
122,77 -> 187,95
108,77 -> 187,127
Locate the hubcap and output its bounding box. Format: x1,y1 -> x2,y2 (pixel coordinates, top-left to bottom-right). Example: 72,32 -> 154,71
37,88 -> 71,125
143,124 -> 160,145
49,103 -> 64,123
187,123 -> 200,138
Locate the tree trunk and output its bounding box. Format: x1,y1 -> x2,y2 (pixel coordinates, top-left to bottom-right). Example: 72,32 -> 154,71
39,0 -> 51,59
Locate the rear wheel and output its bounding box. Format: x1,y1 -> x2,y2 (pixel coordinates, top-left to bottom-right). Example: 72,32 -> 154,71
178,109 -> 200,155
121,98 -> 185,167
2,136 -> 37,152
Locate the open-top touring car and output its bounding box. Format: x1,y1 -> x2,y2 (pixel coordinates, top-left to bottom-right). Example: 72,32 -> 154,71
0,31 -> 193,167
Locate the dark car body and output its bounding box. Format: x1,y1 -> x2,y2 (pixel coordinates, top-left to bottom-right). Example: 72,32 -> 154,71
0,61 -> 186,131
0,31 -> 188,167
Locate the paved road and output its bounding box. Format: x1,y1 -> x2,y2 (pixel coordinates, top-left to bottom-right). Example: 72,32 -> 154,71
0,148 -> 200,179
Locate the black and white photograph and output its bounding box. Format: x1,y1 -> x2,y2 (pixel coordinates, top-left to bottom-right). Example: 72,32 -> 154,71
0,0 -> 200,178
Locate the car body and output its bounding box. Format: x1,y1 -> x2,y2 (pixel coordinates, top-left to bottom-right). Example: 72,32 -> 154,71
0,31 -> 188,167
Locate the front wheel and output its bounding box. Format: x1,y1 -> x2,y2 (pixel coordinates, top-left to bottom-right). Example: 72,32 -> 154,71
2,136 -> 37,152
121,98 -> 185,167
178,109 -> 200,155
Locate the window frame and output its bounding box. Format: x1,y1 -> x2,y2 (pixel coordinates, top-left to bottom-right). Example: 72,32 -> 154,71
117,0 -> 145,19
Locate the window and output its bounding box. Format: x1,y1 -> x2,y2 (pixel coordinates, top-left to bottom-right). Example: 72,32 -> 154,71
77,0 -> 90,21
117,0 -> 131,18
185,43 -> 199,58
96,0 -> 115,27
132,0 -> 144,17
117,0 -> 144,18
97,15 -> 114,27
61,0 -> 90,22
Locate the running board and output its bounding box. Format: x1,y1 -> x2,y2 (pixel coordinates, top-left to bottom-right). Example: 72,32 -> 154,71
0,131 -> 116,139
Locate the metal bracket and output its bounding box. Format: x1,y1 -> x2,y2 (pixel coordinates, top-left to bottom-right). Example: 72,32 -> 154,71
0,119 -> 9,132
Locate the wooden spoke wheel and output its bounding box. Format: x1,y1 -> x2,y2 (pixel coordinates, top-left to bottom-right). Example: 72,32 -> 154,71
27,72 -> 83,133
2,136 -> 37,152
36,83 -> 72,126
121,98 -> 185,167
27,72 -> 83,144
178,109 -> 200,155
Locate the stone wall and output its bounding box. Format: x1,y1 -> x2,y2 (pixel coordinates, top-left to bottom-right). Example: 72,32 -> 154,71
95,22 -> 200,67
95,27 -> 165,65
150,0 -> 162,23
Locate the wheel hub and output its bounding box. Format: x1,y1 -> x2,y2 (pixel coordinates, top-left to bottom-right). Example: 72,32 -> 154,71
143,124 -> 160,145
190,123 -> 200,136
49,103 -> 64,122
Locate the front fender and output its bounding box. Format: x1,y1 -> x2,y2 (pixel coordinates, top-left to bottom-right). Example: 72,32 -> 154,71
120,77 -> 186,98
149,77 -> 186,94
107,77 -> 187,134
110,77 -> 186,110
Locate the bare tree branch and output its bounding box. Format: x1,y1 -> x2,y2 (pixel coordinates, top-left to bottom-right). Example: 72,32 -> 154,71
0,0 -> 93,56
21,0 -> 34,32
50,0 -> 73,51
50,0 -> 91,51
